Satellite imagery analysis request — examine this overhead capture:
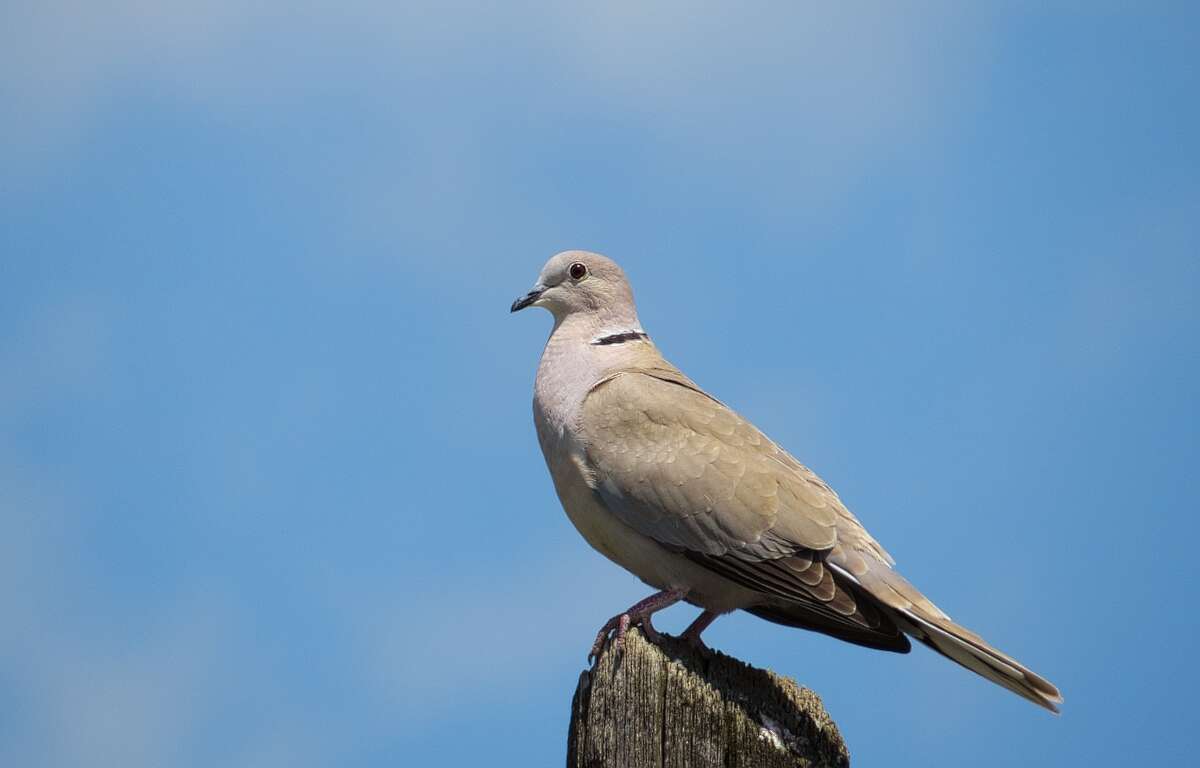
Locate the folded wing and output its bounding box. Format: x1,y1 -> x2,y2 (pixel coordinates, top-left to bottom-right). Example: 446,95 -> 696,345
579,367 -> 905,652
579,368 -> 1063,711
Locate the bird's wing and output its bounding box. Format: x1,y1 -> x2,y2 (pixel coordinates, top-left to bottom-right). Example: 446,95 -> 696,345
579,368 -> 1064,710
579,367 -> 889,562
577,367 -> 906,644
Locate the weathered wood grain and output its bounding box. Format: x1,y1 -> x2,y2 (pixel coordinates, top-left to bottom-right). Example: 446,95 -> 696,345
567,630 -> 849,768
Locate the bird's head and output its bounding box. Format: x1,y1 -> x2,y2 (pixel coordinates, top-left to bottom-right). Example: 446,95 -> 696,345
510,251 -> 640,327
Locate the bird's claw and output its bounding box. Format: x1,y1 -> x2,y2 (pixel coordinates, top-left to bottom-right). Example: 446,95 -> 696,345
679,627 -> 712,654
586,588 -> 686,664
676,608 -> 718,654
588,612 -> 661,663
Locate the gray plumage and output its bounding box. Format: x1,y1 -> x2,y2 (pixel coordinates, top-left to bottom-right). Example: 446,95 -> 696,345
513,250 -> 1062,712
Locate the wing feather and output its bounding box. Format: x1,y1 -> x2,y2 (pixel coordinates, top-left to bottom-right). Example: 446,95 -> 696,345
578,366 -> 1059,706
581,369 -> 853,558
580,368 -> 904,647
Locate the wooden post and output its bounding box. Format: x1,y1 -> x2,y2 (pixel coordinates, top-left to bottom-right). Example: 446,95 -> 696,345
567,629 -> 849,768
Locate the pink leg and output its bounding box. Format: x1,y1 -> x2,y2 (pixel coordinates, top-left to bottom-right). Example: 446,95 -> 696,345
680,609 -> 721,650
588,588 -> 686,662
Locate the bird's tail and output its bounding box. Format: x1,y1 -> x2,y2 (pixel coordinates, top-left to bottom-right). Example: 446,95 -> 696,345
895,608 -> 1063,712
846,565 -> 1064,712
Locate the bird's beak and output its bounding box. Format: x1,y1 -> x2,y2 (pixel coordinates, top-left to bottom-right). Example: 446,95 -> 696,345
510,285 -> 544,313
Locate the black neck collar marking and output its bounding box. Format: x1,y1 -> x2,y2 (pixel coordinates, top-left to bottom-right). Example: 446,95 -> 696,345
593,331 -> 649,346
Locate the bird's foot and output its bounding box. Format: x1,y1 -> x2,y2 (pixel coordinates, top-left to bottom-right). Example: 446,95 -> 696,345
587,612 -> 659,662
677,609 -> 720,653
587,588 -> 685,663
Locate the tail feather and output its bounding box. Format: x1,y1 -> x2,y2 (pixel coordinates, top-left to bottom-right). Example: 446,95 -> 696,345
895,610 -> 1063,712
830,562 -> 1063,712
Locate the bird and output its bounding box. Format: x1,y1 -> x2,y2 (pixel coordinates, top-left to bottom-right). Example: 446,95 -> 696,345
511,250 -> 1063,713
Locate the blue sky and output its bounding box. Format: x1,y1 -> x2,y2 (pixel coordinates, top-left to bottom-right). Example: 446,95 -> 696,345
2,3 -> 1197,766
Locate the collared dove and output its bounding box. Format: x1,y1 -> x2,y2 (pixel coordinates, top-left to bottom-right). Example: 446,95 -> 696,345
511,250 -> 1063,712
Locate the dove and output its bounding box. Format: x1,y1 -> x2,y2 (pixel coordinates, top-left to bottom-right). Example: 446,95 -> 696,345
511,250 -> 1062,712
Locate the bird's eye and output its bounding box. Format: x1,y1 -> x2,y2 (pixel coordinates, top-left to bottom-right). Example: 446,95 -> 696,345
569,262 -> 588,280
